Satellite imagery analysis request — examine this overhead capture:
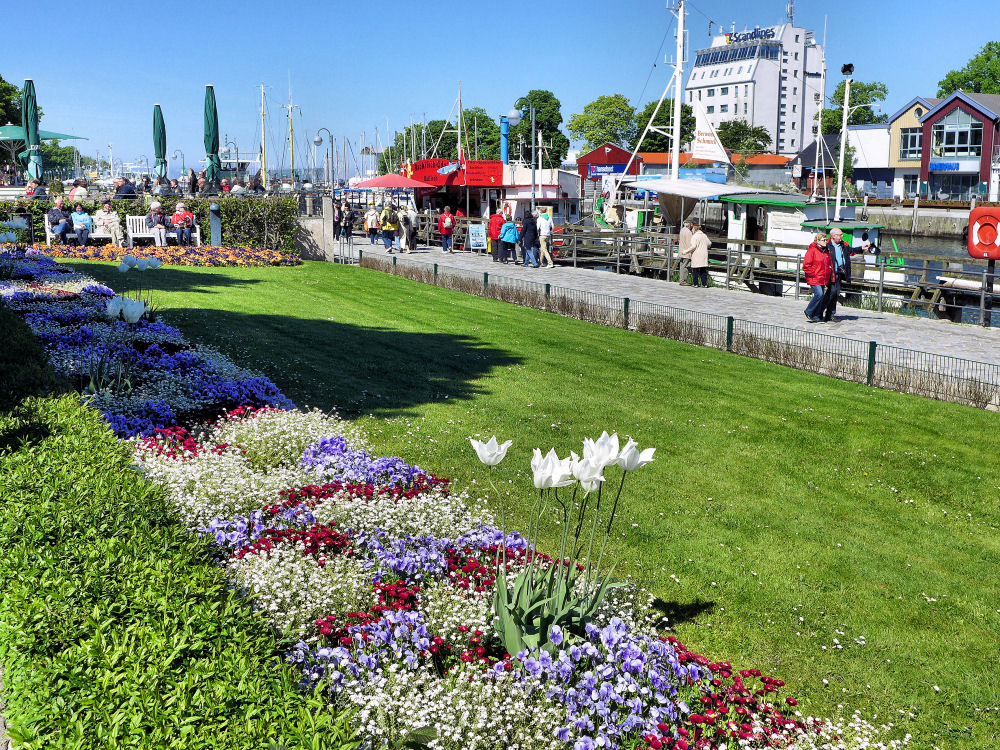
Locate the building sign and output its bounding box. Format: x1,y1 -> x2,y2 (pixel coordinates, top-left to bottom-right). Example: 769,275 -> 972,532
725,26 -> 776,44
467,223 -> 487,250
928,159 -> 980,173
409,158 -> 504,187
587,164 -> 627,178
804,71 -> 823,78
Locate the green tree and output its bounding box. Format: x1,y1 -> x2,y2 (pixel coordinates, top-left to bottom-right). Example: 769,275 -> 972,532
631,99 -> 695,152
716,119 -> 772,153
378,107 -> 502,173
509,90 -> 570,169
820,79 -> 889,134
567,94 -> 637,151
937,42 -> 1000,96
0,74 -> 20,125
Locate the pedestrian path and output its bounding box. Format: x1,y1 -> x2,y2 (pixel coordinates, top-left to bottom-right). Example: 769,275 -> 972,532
368,245 -> 1000,368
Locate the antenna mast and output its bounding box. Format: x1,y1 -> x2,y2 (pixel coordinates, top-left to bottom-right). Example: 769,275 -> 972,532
260,85 -> 268,188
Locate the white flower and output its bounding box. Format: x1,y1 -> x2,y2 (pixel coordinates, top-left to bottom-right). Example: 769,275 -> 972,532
117,261 -> 129,273
615,439 -> 656,472
530,448 -> 575,489
571,455 -> 605,494
146,257 -> 163,269
469,436 -> 512,467
134,258 -> 150,272
105,296 -> 124,318
582,431 -> 620,469
120,296 -> 147,323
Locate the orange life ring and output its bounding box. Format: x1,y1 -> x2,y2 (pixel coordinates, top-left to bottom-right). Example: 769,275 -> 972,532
968,206 -> 1000,260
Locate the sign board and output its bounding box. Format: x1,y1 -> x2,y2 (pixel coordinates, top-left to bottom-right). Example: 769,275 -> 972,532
409,158 -> 503,187
692,104 -> 730,163
468,223 -> 487,250
725,26 -> 777,44
928,159 -> 980,173
587,164 -> 627,178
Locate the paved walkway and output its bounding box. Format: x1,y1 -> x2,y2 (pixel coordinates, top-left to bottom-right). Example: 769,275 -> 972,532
363,244 -> 1000,369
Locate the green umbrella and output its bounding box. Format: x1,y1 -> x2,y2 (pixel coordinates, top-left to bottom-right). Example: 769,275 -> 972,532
19,79 -> 43,181
153,104 -> 167,180
0,124 -> 85,142
204,85 -> 221,185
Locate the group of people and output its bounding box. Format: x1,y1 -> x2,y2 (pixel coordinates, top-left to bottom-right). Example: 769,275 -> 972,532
45,196 -> 196,247
676,220 -> 712,288
803,228 -> 856,323
487,207 -> 556,268
364,201 -> 419,253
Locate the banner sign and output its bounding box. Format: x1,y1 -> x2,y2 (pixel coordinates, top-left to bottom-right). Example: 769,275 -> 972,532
587,164 -> 627,178
692,104 -> 731,163
468,223 -> 487,250
409,158 -> 504,187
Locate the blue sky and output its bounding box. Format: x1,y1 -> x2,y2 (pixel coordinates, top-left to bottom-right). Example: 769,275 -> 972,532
0,0 -> 991,177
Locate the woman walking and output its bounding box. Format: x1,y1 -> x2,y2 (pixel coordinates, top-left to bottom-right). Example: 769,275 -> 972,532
498,214 -> 519,263
689,221 -> 711,287
802,232 -> 834,323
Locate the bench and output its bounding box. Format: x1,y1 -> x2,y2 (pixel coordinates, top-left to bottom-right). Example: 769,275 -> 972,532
125,215 -> 202,247
44,214 -> 115,246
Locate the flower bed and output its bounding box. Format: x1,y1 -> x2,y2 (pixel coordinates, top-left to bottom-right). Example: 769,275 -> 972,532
1,249 -> 910,750
3,241 -> 302,267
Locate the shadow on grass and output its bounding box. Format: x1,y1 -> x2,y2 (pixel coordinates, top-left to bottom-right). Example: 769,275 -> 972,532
164,309 -> 521,417
652,597 -> 715,628
0,417 -> 53,454
64,262 -> 264,295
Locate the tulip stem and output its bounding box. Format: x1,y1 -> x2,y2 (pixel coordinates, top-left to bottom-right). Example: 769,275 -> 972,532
594,470 -> 628,587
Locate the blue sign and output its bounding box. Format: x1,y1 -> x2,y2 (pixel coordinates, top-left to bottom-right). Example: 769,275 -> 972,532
929,161 -> 960,171
588,164 -> 627,177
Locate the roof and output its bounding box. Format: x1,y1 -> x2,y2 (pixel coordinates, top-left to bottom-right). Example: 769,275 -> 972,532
576,142 -> 640,165
919,91 -> 1000,123
887,96 -> 940,125
621,177 -> 776,200
800,219 -> 885,230
718,193 -> 864,208
791,135 -> 840,167
639,151 -> 790,166
846,123 -> 888,131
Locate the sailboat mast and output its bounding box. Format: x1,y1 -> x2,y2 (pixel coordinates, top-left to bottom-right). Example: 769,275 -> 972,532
671,0 -> 685,182
260,85 -> 267,188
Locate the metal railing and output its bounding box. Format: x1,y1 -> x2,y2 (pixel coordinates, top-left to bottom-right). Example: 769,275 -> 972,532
358,252 -> 1000,411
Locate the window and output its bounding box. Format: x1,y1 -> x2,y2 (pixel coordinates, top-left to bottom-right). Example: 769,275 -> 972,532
794,51 -> 799,60
688,91 -> 693,102
794,70 -> 798,77
931,108 -> 984,157
791,138 -> 796,147
898,127 -> 922,159
698,90 -> 702,100
721,87 -> 729,95
793,87 -> 797,95
795,34 -> 800,42
791,122 -> 796,130
903,174 -> 918,196
743,103 -> 748,114
720,105 -> 729,113
914,107 -> 923,117
708,88 -> 715,97
707,106 -> 715,114
792,104 -> 797,113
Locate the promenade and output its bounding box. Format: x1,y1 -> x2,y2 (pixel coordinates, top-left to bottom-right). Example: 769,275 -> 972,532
365,243 -> 1000,369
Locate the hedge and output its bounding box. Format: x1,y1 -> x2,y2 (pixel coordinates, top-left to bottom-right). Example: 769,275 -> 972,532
0,386 -> 356,746
0,196 -> 301,254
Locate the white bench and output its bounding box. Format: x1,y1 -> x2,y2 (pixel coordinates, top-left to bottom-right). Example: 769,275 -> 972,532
44,214 -> 115,246
125,215 -> 202,247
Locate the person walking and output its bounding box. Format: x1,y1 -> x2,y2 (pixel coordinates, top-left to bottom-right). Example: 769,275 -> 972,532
341,201 -> 354,239
823,228 -> 856,322
364,203 -> 380,244
438,205 -> 456,253
94,200 -> 125,246
520,209 -> 540,267
689,221 -> 711,287
498,214 -> 519,264
379,202 -> 400,253
488,209 -> 505,261
403,203 -> 418,252
802,232 -> 834,323
146,201 -> 169,246
331,200 -> 341,241
537,206 -> 555,267
71,203 -> 92,246
677,220 -> 694,285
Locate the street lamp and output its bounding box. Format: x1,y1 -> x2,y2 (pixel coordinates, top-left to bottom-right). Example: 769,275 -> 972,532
314,128 -> 334,188
172,149 -> 185,175
139,155 -> 149,176
507,100 -> 537,211
107,143 -> 114,178
833,63 -> 855,222
222,139 -> 239,181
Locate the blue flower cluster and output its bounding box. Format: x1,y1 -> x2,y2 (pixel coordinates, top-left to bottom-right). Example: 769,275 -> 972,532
201,502 -> 317,551
356,531 -> 452,583
301,436 -> 425,487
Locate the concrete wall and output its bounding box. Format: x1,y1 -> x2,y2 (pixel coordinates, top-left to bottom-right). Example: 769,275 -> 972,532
294,197 -> 339,260
866,205 -> 970,237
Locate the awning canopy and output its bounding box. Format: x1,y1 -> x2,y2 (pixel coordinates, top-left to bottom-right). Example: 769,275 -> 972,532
622,177 -> 774,201
0,124 -> 86,142
354,174 -> 431,189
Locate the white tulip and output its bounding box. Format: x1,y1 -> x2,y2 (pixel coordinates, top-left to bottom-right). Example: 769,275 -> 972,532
582,431 -> 620,469
117,261 -> 129,273
122,255 -> 138,268
616,440 -> 656,472
121,297 -> 147,323
146,257 -> 163,269
572,455 -> 605,493
105,296 -> 124,318
469,436 -> 512,467
134,258 -> 149,272
531,448 -> 576,489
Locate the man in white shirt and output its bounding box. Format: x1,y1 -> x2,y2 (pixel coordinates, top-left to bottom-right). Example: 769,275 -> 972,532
677,220 -> 694,285
537,207 -> 555,268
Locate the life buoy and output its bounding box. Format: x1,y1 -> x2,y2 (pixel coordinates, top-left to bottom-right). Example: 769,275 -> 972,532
968,206 -> 1000,260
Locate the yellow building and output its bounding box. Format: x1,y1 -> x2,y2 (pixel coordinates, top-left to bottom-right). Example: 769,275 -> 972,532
887,96 -> 939,198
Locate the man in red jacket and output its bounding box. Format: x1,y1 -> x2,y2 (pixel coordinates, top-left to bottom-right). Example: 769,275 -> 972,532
487,209 -> 505,261
438,206 -> 456,253
802,232 -> 835,323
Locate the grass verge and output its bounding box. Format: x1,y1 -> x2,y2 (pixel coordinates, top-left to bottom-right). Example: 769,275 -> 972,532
67,259 -> 1000,749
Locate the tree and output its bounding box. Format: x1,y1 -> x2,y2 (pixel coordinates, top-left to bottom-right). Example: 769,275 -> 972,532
937,42 -> 1000,96
509,90 -> 570,169
0,74 -> 19,126
567,94 -> 637,151
820,79 -> 888,134
631,99 -> 695,152
378,107 -> 503,173
716,119 -> 772,153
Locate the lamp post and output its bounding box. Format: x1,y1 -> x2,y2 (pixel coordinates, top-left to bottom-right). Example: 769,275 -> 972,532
222,138 -> 239,181
139,154 -> 149,177
507,100 -> 536,211
833,63 -> 854,222
107,143 -> 114,178
314,128 -> 334,188
172,149 -> 185,177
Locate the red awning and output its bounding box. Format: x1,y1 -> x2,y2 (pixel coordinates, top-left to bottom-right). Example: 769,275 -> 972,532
354,174 -> 431,189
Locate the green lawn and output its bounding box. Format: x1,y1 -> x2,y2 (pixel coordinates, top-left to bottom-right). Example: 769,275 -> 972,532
71,259 -> 1000,749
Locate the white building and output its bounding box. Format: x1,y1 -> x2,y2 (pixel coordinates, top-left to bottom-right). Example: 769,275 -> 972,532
845,124 -> 893,198
684,22 -> 825,157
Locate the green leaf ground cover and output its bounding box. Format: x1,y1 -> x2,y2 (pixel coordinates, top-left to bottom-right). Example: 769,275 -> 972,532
65,259 -> 1000,749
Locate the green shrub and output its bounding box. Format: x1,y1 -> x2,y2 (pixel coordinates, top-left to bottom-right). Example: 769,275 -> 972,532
0,395 -> 357,749
0,302 -> 68,412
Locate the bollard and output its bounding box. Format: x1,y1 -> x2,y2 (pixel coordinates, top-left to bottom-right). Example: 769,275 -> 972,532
877,263 -> 885,312
866,341 -> 878,386
622,297 -> 630,329
545,283 -> 550,298
392,255 -> 397,267
433,263 -> 438,284
209,202 -> 221,246
795,256 -> 801,300
358,249 -> 363,265
726,316 -> 734,352
484,271 -> 488,288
